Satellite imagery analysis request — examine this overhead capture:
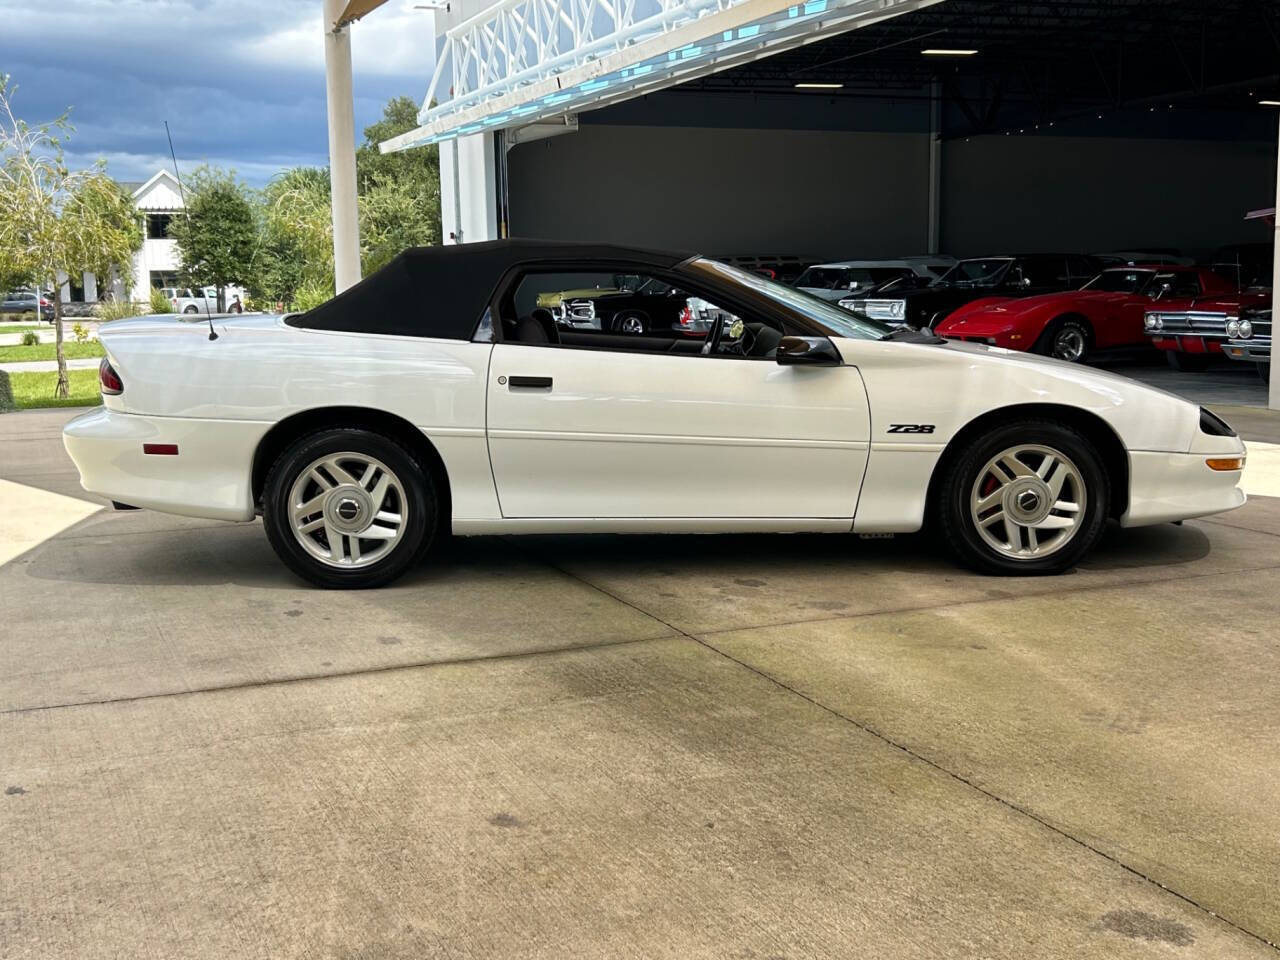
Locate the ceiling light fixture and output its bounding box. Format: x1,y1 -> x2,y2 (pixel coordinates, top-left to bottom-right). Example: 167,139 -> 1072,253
795,82 -> 844,89
922,48 -> 978,56
1259,99 -> 1280,106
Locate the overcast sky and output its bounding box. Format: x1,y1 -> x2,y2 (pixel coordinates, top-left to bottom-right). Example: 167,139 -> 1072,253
0,0 -> 437,187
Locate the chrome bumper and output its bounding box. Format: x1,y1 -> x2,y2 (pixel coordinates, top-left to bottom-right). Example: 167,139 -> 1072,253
1222,338 -> 1272,364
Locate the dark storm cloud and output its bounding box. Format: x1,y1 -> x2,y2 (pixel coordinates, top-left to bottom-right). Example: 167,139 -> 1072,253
0,0 -> 435,185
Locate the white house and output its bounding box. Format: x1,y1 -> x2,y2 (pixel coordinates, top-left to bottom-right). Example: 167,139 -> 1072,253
60,169 -> 184,305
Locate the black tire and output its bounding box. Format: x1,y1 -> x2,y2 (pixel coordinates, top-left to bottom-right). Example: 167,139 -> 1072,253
183,305 -> 199,314
1257,362 -> 1271,384
613,310 -> 649,334
936,419 -> 1110,576
1035,316 -> 1092,363
1166,350 -> 1211,372
262,428 -> 436,588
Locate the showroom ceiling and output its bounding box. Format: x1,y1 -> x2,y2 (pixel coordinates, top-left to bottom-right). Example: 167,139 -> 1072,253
680,0 -> 1280,138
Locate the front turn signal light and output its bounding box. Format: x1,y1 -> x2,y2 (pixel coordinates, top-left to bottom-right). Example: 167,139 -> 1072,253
1206,457 -> 1245,471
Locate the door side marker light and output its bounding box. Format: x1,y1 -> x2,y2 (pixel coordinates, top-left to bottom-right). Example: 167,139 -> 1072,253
143,443 -> 179,456
1206,458 -> 1244,471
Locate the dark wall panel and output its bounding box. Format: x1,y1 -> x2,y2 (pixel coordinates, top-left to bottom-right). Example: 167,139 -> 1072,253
508,124 -> 932,260
941,136 -> 1275,259
509,123 -> 1276,261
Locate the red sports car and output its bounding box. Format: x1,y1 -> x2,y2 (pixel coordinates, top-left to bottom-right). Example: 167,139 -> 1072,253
934,265 -> 1234,363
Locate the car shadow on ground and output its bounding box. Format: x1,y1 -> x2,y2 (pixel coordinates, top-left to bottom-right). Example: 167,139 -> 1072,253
16,513 -> 1212,590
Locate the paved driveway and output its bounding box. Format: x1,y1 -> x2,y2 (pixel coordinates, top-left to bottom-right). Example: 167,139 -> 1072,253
2,408 -> 1279,959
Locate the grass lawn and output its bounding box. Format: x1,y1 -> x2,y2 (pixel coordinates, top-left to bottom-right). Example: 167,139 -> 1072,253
0,323 -> 41,334
5,369 -> 102,409
0,341 -> 105,363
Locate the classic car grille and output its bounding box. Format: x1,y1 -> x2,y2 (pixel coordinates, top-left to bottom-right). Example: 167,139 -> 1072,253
1148,311 -> 1232,337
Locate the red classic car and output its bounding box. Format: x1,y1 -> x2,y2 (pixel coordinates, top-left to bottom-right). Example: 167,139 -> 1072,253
934,266 -> 1233,363
1144,288 -> 1272,371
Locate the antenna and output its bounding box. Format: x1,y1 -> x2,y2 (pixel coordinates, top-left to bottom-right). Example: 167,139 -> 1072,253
165,120 -> 217,341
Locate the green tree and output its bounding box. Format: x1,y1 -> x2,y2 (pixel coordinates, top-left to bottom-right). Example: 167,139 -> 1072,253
169,165 -> 256,312
0,76 -> 142,397
356,95 -> 440,266
254,166 -> 331,308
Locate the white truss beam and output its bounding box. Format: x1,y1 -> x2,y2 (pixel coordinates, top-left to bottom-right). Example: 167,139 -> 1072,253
381,0 -> 943,152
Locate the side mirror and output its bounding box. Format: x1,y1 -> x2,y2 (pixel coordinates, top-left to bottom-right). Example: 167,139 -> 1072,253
777,336 -> 842,366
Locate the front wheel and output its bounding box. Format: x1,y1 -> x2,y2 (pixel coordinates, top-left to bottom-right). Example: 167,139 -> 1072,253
936,420 -> 1109,575
1037,318 -> 1091,363
262,428 -> 436,588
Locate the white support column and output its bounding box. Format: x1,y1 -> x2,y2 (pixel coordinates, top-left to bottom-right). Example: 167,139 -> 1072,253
438,132 -> 500,245
1271,120 -> 1280,410
927,80 -> 941,255
324,0 -> 362,293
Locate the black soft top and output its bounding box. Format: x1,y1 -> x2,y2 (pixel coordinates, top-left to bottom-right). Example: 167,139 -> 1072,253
288,239 -> 695,340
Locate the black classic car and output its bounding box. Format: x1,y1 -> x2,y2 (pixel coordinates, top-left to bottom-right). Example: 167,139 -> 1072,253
534,273 -> 693,334
839,254 -> 1101,329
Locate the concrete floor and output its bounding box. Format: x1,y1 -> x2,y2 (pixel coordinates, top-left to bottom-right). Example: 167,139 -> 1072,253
3,407 -> 1280,959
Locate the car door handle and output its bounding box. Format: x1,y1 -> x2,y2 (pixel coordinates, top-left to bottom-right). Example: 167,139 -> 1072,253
508,376 -> 553,390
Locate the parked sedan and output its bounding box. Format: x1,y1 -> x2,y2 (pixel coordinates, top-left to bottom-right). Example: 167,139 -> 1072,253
936,266 -> 1233,363
63,240 -> 1246,589
840,254 -> 1101,328
1221,306 -> 1271,383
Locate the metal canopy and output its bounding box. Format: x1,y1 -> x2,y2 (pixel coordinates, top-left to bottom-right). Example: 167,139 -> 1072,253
380,0 -> 942,152
334,0 -> 391,26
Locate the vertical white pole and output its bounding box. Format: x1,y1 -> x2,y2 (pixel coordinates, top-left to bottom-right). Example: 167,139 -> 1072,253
927,80 -> 941,256
324,0 -> 362,293
1271,120 -> 1280,410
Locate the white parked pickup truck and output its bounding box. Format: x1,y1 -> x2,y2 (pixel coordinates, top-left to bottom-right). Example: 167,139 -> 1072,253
161,286 -> 245,315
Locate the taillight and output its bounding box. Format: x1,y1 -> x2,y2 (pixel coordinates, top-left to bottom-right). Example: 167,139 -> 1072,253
99,358 -> 123,395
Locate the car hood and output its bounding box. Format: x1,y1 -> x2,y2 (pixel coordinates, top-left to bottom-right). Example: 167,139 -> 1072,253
934,336 -> 1185,400
963,290 -> 1129,314
1152,294 -> 1270,314
797,286 -> 852,301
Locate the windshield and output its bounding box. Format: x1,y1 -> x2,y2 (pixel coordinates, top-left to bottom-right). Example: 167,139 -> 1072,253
938,258 -> 1013,288
796,267 -> 910,291
691,258 -> 893,340
1083,269 -> 1155,294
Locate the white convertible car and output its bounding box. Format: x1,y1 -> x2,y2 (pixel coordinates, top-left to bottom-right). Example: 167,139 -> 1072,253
63,241 -> 1247,588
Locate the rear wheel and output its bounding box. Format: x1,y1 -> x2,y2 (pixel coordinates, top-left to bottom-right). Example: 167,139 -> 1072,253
183,305 -> 198,314
936,420 -> 1109,575
1166,350 -> 1211,372
262,428 -> 436,588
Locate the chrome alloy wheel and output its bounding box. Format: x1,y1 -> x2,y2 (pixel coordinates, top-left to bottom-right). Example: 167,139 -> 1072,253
970,444 -> 1086,560
288,452 -> 408,568
618,313 -> 645,334
1052,326 -> 1086,362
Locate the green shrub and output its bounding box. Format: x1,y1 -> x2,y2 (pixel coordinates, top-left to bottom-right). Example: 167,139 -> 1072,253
291,278 -> 332,313
96,300 -> 142,323
20,330 -> 40,346
149,287 -> 173,314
